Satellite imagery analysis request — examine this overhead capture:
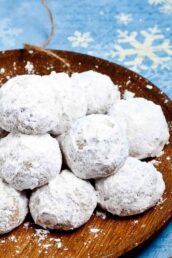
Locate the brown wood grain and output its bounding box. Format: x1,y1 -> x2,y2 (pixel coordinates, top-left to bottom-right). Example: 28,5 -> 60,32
0,49 -> 171,258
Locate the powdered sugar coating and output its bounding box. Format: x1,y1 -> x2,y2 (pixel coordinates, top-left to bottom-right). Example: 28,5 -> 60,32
29,170 -> 97,230
0,179 -> 28,234
72,71 -> 120,114
50,72 -> 87,136
108,97 -> 169,159
95,157 -> 165,216
0,133 -> 62,191
61,114 -> 128,179
0,75 -> 59,134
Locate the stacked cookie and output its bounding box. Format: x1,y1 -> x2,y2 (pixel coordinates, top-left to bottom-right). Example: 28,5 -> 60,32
0,71 -> 169,233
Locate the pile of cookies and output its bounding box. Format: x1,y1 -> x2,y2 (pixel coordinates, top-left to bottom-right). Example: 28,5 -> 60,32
0,71 -> 169,233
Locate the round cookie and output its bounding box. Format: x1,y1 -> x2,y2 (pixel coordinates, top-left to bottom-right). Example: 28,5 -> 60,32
108,97 -> 169,159
0,133 -> 62,191
72,70 -> 120,114
29,169 -> 97,230
60,114 -> 128,179
95,157 -> 165,216
49,72 -> 87,136
0,179 -> 28,234
0,75 -> 60,134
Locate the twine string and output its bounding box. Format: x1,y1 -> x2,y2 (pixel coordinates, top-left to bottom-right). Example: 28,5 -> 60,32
24,0 -> 71,71
40,0 -> 55,48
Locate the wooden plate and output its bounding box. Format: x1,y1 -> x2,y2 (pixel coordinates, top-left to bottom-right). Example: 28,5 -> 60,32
0,50 -> 171,258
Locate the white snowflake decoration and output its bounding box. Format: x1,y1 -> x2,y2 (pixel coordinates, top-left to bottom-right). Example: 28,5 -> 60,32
68,31 -> 93,48
115,13 -> 133,25
148,0 -> 172,14
0,18 -> 22,47
108,26 -> 172,71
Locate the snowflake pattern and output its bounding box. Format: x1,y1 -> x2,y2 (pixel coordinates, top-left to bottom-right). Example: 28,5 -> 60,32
108,26 -> 172,71
115,13 -> 133,25
0,18 -> 22,47
148,0 -> 172,14
68,31 -> 93,48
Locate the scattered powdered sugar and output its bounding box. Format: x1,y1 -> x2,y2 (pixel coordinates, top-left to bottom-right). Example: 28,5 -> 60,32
13,62 -> 17,71
89,228 -> 101,233
141,224 -> 146,228
168,121 -> 172,131
8,235 -> 17,242
166,156 -> 171,160
133,220 -> 139,224
25,61 -> 34,74
95,210 -> 107,220
23,222 -> 30,229
34,229 -> 50,242
146,84 -> 153,90
56,241 -> 62,249
126,79 -> 131,86
0,68 -> 5,74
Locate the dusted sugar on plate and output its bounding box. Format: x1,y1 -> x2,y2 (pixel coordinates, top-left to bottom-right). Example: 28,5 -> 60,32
108,97 -> 169,159
29,170 -> 97,230
0,133 -> 62,191
49,72 -> 87,136
0,75 -> 60,134
60,114 -> 128,179
72,71 -> 120,114
95,157 -> 165,216
0,179 -> 28,234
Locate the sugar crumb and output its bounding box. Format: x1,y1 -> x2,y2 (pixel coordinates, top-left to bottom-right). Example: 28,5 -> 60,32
25,61 -> 34,74
56,242 -> 62,249
0,68 -> 5,74
89,228 -> 101,233
126,80 -> 131,86
23,222 -> 30,229
146,85 -> 153,90
96,210 -> 106,220
141,224 -> 146,228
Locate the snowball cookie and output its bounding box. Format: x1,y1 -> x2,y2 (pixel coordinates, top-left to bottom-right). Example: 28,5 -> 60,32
108,97 -> 169,159
95,157 -> 165,216
49,72 -> 87,136
61,114 -> 128,179
0,133 -> 62,191
0,179 -> 28,234
29,169 -> 97,230
0,75 -> 60,134
71,70 -> 120,115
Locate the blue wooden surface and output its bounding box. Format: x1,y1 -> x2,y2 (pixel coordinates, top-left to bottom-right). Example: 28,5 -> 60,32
0,1 -> 171,257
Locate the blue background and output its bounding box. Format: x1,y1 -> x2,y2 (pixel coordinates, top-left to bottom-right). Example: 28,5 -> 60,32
0,0 -> 171,257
